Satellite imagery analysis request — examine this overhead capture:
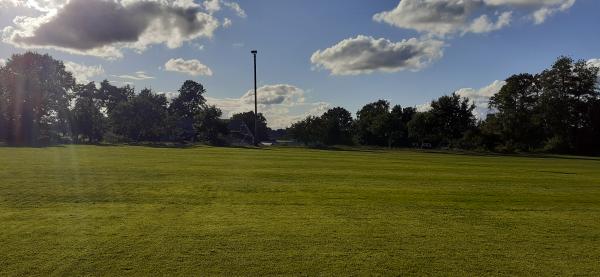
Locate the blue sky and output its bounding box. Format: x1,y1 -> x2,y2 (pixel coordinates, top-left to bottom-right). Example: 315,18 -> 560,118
0,0 -> 598,128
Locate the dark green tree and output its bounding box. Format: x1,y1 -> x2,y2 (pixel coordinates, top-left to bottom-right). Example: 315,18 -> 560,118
430,93 -> 476,146
230,111 -> 269,142
537,56 -> 600,153
0,52 -> 75,145
488,73 -> 544,151
111,88 -> 168,141
389,105 -> 417,147
408,94 -> 476,147
289,116 -> 325,145
97,80 -> 134,116
170,81 -> 206,118
195,105 -> 228,145
168,80 -> 207,141
355,100 -> 392,146
407,111 -> 436,146
321,107 -> 354,145
70,82 -> 106,143
0,63 -> 7,141
586,98 -> 600,154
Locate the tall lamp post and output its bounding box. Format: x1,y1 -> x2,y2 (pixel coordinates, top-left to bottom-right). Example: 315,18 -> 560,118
251,50 -> 258,145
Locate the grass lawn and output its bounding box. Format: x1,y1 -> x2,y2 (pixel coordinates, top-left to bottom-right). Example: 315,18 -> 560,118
1,145 -> 599,276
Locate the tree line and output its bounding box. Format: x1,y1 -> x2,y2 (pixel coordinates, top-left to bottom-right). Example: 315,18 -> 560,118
289,56 -> 600,155
1,52 -> 599,155
0,52 -> 259,146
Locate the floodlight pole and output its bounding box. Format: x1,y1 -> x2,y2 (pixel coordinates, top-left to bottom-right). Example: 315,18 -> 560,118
251,50 -> 258,146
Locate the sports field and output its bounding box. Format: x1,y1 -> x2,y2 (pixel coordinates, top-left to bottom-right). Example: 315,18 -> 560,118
1,146 -> 599,276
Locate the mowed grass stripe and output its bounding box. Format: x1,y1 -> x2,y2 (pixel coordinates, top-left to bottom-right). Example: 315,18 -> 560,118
1,146 -> 599,276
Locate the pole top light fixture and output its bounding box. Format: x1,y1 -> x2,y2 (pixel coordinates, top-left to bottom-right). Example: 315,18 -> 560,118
251,50 -> 258,54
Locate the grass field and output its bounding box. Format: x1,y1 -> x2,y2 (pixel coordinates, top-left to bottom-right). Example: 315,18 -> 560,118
1,145 -> 599,276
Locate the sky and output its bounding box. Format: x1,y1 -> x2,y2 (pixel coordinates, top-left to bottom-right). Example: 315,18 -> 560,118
0,0 -> 599,128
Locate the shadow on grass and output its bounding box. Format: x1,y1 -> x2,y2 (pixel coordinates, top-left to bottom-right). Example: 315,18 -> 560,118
276,144 -> 600,161
308,145 -> 383,153
0,142 -> 66,148
2,142 -> 598,161
418,149 -> 600,162
122,142 -> 275,151
124,142 -> 197,149
537,170 -> 578,175
228,145 -> 275,151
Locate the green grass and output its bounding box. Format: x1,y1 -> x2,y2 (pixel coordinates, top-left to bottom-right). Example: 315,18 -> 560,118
1,145 -> 599,276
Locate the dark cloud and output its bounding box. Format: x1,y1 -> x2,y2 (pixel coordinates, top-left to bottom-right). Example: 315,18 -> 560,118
16,0 -> 150,50
5,0 -> 219,57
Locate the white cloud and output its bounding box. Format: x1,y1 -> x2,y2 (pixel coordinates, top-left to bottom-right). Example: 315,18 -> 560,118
171,0 -> 201,9
207,84 -> 329,129
416,103 -> 432,113
456,80 -> 506,119
374,0 -> 483,36
588,59 -> 600,78
0,58 -> 5,67
222,1 -> 246,18
2,0 -> 220,58
415,80 -> 506,119
112,71 -> 154,81
165,58 -> 213,76
374,0 -> 576,36
159,91 -> 180,102
531,0 -> 575,24
202,0 -> 246,18
465,12 -> 512,34
22,0 -> 68,11
311,35 -> 444,76
203,0 -> 221,13
223,18 -> 232,28
0,0 -> 22,8
483,0 -> 576,24
483,0 -> 569,5
108,79 -> 133,86
240,84 -> 305,105
587,59 -> 600,69
64,61 -> 105,83
1,0 -> 66,10
192,42 -> 205,50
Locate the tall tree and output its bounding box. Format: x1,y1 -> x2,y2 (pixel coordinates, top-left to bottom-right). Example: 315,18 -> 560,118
0,52 -> 75,145
587,98 -> 600,154
111,88 -> 168,141
97,80 -> 134,116
0,63 -> 7,141
407,111 -> 436,146
408,94 -> 476,147
169,80 -> 207,141
488,73 -> 544,150
389,105 -> 416,147
430,93 -> 476,146
537,57 -> 600,152
70,82 -> 106,143
195,105 -> 228,145
355,100 -> 392,146
170,81 -> 206,118
289,116 -> 325,145
321,107 -> 354,145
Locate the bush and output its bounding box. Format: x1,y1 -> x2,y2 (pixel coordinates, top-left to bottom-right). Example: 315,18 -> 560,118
543,136 -> 572,154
